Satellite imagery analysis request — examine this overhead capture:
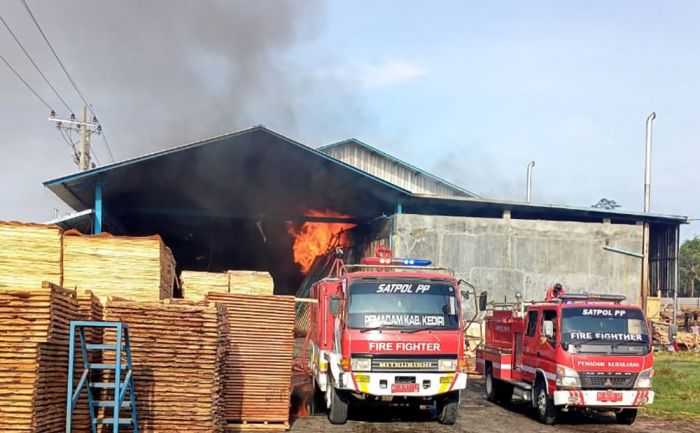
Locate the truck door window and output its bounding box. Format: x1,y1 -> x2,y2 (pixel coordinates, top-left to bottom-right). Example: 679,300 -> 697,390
526,310 -> 538,337
542,309 -> 558,345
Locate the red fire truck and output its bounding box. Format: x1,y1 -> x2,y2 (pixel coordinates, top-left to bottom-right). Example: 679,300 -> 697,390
307,248 -> 470,425
476,292 -> 654,425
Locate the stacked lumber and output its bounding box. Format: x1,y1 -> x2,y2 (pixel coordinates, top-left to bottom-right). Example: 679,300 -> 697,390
0,221 -> 63,289
104,299 -> 227,433
228,271 -> 274,296
206,293 -> 295,429
181,271 -> 230,301
63,230 -> 176,302
0,282 -> 90,433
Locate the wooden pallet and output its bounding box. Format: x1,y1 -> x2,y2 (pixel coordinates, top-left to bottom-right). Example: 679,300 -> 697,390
224,420 -> 289,432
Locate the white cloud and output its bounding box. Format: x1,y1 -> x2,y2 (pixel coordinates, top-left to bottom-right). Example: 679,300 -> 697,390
319,59 -> 427,90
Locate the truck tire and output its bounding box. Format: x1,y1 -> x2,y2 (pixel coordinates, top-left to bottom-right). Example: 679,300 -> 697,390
485,365 -> 513,404
534,380 -> 558,425
327,381 -> 349,425
437,390 -> 459,425
616,409 -> 638,425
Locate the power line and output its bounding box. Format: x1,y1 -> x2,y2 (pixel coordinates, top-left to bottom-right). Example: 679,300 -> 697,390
97,120 -> 115,162
0,15 -> 72,113
19,0 -> 95,117
20,0 -> 116,167
0,51 -> 52,110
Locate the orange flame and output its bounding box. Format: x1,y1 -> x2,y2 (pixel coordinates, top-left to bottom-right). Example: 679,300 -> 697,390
287,210 -> 356,274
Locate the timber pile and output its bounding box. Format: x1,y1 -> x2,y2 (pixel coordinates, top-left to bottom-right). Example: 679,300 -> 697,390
181,271 -> 230,301
63,230 -> 176,302
206,292 -> 295,430
652,321 -> 700,350
0,282 -> 92,433
0,221 -> 63,289
104,299 -> 227,433
181,270 -> 275,301
228,271 -> 274,296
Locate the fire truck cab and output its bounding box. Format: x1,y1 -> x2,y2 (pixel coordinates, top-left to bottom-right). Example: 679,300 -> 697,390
476,293 -> 654,425
308,249 -> 469,425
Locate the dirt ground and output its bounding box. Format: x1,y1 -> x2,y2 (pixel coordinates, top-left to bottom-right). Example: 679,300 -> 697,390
290,379 -> 700,433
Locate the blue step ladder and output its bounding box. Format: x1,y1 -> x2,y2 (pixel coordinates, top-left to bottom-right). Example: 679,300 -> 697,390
66,321 -> 139,433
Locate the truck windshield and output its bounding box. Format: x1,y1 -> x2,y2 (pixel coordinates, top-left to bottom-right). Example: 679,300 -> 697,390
561,307 -> 650,354
347,280 -> 459,330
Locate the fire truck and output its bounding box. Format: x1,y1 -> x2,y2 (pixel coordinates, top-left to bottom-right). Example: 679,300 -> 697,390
307,248 -> 470,425
476,292 -> 654,425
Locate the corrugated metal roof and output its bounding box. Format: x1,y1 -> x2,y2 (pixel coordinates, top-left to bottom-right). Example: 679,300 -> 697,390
318,139 -> 479,198
42,125 -> 686,274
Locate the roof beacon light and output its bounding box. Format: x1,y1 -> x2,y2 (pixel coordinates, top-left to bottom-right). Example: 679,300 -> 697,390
361,257 -> 432,266
361,247 -> 431,267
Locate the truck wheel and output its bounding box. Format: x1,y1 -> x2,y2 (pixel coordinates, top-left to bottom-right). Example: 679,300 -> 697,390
327,381 -> 349,425
437,390 -> 459,425
616,409 -> 638,425
485,365 -> 513,404
534,380 -> 557,425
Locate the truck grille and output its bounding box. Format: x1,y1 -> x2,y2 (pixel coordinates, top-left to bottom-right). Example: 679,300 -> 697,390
369,356 -> 443,372
580,372 -> 637,389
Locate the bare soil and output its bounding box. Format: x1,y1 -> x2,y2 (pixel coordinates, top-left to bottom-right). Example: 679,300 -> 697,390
290,379 -> 700,433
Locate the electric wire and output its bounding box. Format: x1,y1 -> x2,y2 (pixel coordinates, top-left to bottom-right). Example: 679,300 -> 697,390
0,51 -> 52,110
19,0 -> 96,117
99,127 -> 115,162
20,0 -> 116,165
0,15 -> 72,113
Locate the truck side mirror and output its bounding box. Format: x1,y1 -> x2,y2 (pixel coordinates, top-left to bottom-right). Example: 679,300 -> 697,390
460,289 -> 470,300
329,295 -> 340,315
478,291 -> 488,312
543,320 -> 554,338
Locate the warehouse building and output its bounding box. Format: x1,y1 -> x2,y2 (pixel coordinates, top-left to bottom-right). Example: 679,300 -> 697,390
44,126 -> 687,308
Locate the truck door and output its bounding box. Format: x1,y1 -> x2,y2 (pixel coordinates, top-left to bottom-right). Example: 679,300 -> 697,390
538,309 -> 558,379
522,309 -> 540,383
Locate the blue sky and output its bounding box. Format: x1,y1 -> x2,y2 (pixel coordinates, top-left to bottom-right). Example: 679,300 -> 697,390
0,1 -> 697,238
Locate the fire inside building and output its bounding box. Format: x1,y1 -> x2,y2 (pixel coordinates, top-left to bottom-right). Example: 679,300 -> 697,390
44,125 -> 687,312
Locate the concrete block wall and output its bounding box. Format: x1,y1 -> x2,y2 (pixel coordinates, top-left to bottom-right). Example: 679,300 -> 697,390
387,214 -> 643,313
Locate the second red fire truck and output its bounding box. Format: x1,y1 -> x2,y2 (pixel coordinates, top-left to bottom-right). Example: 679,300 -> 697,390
476,292 -> 654,425
307,248 -> 470,425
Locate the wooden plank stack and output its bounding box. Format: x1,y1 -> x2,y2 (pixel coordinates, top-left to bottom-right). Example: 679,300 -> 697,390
63,230 -> 176,302
104,299 -> 227,433
205,293 -> 295,430
181,270 -> 275,301
0,221 -> 63,289
181,271 -> 230,301
0,282 -> 93,433
227,271 -> 274,296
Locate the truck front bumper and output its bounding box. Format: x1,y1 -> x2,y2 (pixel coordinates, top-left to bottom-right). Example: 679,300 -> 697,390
338,371 -> 467,397
553,389 -> 654,408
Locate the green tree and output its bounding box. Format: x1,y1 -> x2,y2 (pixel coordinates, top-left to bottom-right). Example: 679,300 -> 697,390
679,236 -> 700,297
592,198 -> 621,209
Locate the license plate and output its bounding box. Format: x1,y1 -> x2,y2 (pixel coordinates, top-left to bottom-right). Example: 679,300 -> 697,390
391,383 -> 419,393
597,391 -> 623,402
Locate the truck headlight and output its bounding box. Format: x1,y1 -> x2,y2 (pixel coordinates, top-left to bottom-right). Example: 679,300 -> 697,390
438,359 -> 458,372
556,365 -> 581,388
634,368 -> 654,389
351,358 -> 372,372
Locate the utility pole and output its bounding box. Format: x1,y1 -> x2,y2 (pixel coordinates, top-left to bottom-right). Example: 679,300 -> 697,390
49,105 -> 101,171
79,105 -> 90,171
